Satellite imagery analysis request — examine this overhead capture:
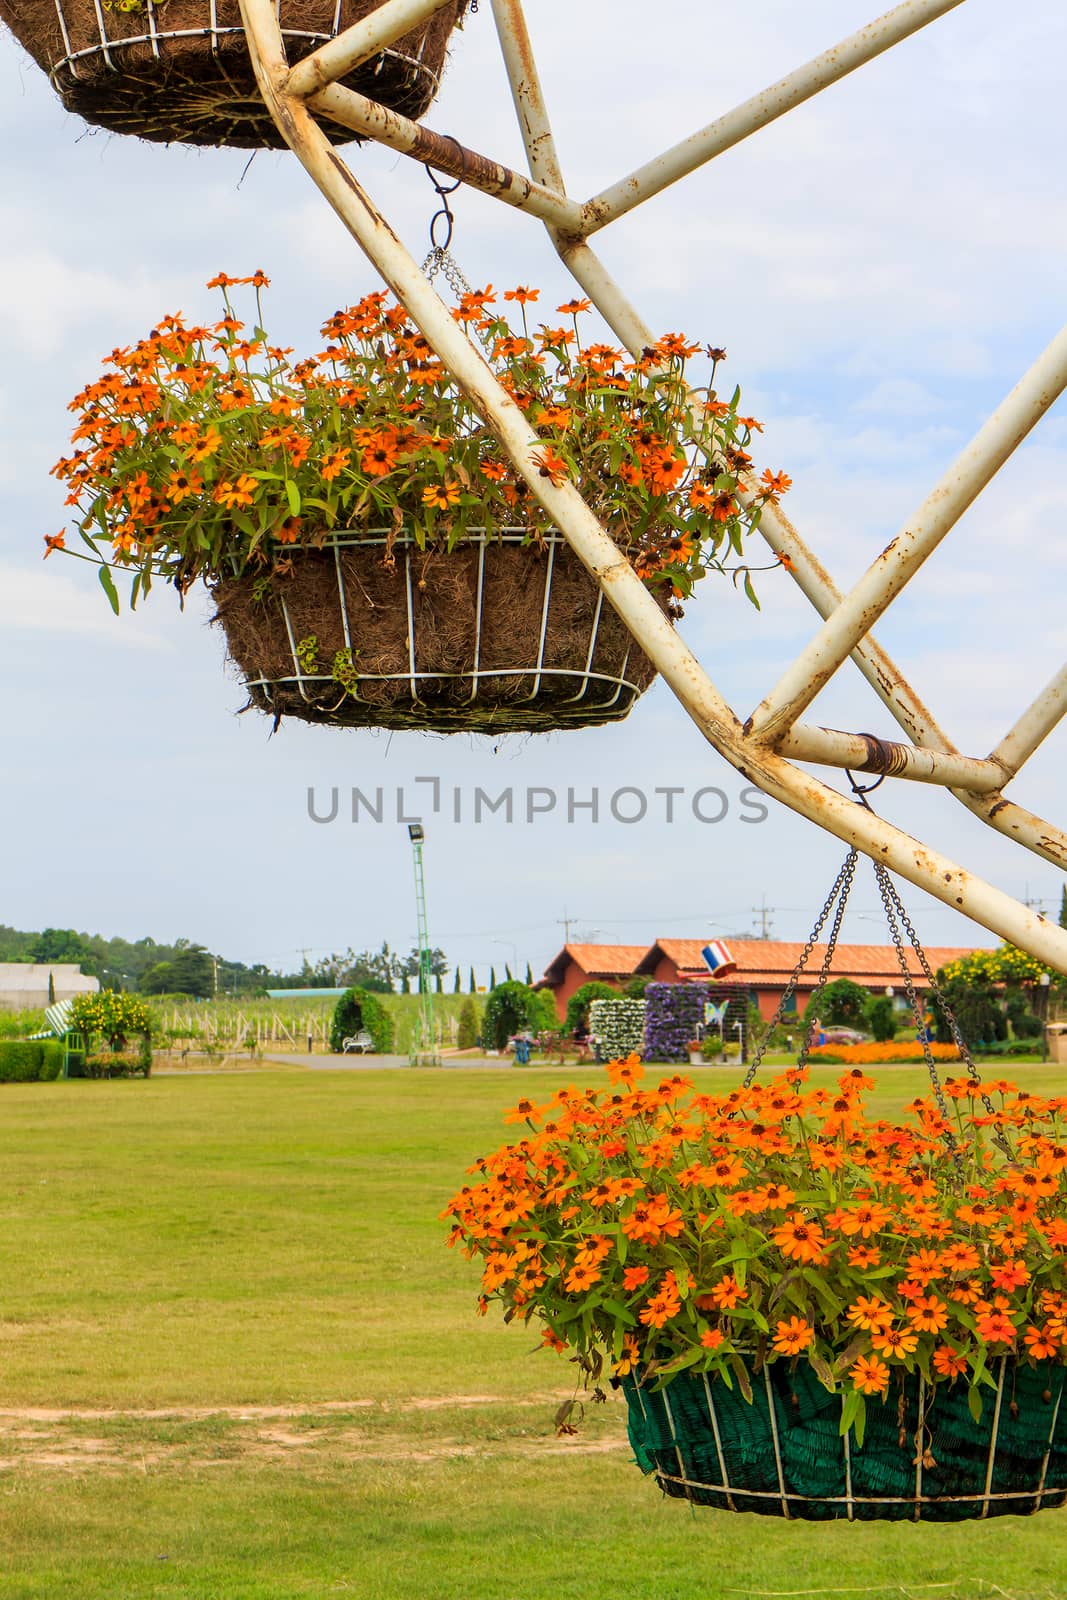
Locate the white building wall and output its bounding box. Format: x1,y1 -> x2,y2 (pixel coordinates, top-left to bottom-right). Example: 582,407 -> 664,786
0,964 -> 100,1010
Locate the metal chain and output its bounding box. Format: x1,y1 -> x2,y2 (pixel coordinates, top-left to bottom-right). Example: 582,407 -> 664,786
873,863 -> 960,1156
742,849 -> 858,1088
420,244 -> 473,300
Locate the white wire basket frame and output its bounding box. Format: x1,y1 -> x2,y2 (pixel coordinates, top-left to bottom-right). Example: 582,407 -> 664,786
625,1356 -> 1067,1523
206,0 -> 1066,969
218,528 -> 660,732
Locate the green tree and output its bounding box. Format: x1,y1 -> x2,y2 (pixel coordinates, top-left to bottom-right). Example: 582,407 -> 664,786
624,975 -> 651,999
139,961 -> 176,995
31,928 -> 98,975
457,998 -> 478,1050
489,966 -> 497,991
468,967 -> 476,994
865,995 -> 896,1043
804,978 -> 869,1030
930,975 -> 1006,1050
565,981 -> 619,1036
453,968 -> 461,993
1060,884 -> 1067,932
483,981 -> 538,1050
167,945 -> 214,999
69,991 -> 151,1051
524,962 -> 533,986
329,988 -> 394,1053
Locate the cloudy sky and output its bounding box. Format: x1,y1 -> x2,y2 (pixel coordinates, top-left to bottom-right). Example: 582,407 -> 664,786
2,0 -> 1064,982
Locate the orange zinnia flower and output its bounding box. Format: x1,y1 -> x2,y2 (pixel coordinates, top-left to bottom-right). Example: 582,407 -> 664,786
850,1355 -> 891,1396
772,1213 -> 829,1264
932,1344 -> 969,1378
188,428 -> 221,462
421,481 -> 461,511
771,1317 -> 814,1356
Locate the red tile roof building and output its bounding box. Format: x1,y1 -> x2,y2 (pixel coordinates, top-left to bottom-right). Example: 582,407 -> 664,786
635,939 -> 982,1020
537,939 -> 984,1022
539,944 -> 649,1021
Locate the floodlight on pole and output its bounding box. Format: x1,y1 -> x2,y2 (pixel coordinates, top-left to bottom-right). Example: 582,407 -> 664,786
407,820 -> 440,1067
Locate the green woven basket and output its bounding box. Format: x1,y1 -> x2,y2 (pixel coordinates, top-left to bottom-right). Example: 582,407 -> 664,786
623,1358 -> 1067,1521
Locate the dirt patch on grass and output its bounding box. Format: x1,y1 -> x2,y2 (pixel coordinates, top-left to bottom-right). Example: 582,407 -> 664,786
0,1395 -> 627,1474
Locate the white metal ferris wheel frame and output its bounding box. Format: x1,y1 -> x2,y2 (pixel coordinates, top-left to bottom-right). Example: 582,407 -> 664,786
236,0 -> 1067,971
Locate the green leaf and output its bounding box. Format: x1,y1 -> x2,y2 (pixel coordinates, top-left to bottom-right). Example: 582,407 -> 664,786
808,1351 -> 835,1393
839,1387 -> 862,1437
968,1384 -> 984,1425
728,1353 -> 753,1405
743,571 -> 761,611
98,563 -> 120,615
285,479 -> 301,517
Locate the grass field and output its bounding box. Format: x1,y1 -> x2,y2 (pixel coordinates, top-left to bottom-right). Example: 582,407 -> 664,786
1,1064 -> 1066,1598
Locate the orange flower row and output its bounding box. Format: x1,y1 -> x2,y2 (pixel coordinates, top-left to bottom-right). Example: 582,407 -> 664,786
444,1057 -> 1067,1420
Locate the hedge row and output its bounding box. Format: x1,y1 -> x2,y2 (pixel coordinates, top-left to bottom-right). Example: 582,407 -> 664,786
0,1041 -> 65,1082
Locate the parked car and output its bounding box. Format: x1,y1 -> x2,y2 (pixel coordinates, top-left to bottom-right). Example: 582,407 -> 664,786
820,1027 -> 868,1046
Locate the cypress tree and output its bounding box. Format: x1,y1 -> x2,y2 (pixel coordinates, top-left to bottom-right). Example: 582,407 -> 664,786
489,966 -> 497,990
453,967 -> 461,993
1060,884 -> 1067,931
469,966 -> 476,993
525,961 -> 533,986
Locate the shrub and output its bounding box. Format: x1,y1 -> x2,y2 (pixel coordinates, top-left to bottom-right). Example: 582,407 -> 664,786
329,988 -> 394,1054
39,1042 -> 64,1080
864,995 -> 897,1043
456,998 -> 478,1051
974,1038 -> 1044,1058
483,981 -> 539,1051
562,982 -> 617,1036
0,1041 -> 44,1081
804,978 -> 870,1030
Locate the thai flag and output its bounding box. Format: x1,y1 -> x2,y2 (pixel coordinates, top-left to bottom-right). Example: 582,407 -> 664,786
701,941 -> 737,979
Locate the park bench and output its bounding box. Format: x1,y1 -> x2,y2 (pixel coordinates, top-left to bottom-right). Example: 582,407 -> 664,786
341,1030 -> 374,1054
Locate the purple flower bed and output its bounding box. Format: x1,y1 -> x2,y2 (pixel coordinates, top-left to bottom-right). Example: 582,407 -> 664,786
643,982 -> 749,1062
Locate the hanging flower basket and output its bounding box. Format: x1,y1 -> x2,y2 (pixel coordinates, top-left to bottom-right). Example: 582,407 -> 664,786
623,1358 -> 1067,1522
214,529 -> 665,732
47,273 -> 788,734
443,858 -> 1067,1522
0,0 -> 467,147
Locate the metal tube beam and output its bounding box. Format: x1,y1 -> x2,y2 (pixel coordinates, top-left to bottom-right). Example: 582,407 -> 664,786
304,84 -> 584,230
285,0 -> 454,98
778,724 -> 1008,792
485,23 -> 1067,873
490,0 -> 568,194
747,325 -> 1067,744
990,661 -> 1067,776
579,0 -> 966,234
235,0 -> 1067,972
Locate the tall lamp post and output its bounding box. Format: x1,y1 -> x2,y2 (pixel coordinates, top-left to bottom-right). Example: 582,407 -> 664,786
1040,970 -> 1052,1063
408,823 -> 440,1067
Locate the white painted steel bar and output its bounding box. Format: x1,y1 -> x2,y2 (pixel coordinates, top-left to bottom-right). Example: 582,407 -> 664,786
493,0 -> 1067,873
285,0 -> 453,97
747,326 -> 1067,744
579,0 -> 966,235
990,662 -> 1067,775
779,724 -> 1007,792
235,0 -> 1067,972
303,83 -> 584,230
490,0 -> 567,194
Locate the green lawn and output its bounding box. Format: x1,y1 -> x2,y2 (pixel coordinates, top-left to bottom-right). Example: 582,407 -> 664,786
1,1065 -> 1066,1598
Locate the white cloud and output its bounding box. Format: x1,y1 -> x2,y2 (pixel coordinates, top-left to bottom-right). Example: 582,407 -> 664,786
0,561 -> 172,648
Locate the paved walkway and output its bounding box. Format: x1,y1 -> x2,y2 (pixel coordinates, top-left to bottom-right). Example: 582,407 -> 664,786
260,1051 -> 520,1071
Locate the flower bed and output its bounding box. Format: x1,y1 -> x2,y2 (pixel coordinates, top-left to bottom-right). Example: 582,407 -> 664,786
808,1041 -> 962,1065
444,1056 -> 1067,1519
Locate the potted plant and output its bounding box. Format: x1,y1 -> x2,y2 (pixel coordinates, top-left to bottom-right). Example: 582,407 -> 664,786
444,1055 -> 1067,1521
0,0 -> 469,148
47,273 -> 788,735
687,1039 -> 704,1067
